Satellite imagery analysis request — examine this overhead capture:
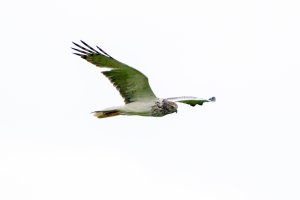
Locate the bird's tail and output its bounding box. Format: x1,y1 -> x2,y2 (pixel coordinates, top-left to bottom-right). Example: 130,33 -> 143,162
92,109 -> 121,119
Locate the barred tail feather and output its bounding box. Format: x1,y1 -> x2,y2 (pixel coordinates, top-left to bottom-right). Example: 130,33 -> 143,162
93,110 -> 121,118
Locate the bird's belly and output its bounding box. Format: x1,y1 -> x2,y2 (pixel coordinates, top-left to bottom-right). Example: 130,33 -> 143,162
121,102 -> 154,116
120,101 -> 171,117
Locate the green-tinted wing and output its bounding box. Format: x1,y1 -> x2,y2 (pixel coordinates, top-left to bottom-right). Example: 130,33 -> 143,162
166,96 -> 216,106
72,41 -> 156,103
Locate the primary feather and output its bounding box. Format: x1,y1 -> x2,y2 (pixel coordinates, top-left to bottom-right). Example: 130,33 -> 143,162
72,40 -> 156,104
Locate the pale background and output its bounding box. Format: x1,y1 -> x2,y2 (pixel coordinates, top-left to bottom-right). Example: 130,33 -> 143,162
0,0 -> 299,200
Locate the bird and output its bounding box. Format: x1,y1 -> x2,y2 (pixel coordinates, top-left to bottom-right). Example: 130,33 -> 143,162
72,40 -> 215,118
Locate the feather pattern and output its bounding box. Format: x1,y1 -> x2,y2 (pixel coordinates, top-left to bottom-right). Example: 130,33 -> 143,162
72,41 -> 157,104
166,96 -> 216,106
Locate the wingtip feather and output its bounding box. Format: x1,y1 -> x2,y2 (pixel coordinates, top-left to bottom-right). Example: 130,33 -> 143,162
72,52 -> 87,58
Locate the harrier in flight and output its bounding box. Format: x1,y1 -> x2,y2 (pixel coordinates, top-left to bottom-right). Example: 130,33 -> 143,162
72,41 -> 215,118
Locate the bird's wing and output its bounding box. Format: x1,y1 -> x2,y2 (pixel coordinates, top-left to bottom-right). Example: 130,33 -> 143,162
166,96 -> 216,106
72,41 -> 156,104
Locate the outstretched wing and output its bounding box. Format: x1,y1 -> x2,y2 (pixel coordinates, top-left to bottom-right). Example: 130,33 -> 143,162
72,41 -> 156,104
166,96 -> 216,106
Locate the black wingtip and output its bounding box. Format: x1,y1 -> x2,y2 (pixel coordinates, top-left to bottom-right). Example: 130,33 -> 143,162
80,40 -> 101,54
96,45 -> 113,58
71,41 -> 114,59
72,52 -> 87,59
71,47 -> 87,54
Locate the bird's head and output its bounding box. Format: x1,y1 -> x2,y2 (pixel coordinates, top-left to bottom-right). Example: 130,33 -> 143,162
162,99 -> 178,114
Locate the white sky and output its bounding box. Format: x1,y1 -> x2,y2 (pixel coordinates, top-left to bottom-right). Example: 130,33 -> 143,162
0,0 -> 300,200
